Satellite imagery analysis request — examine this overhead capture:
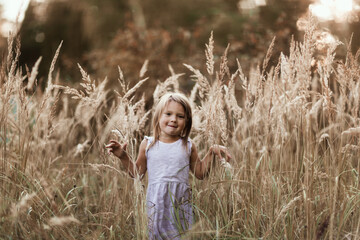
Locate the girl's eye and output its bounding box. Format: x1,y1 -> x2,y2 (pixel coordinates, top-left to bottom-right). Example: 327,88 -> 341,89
178,115 -> 185,119
165,113 -> 171,116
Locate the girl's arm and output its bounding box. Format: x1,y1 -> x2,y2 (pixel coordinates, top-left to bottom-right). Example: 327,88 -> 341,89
106,139 -> 147,178
190,143 -> 231,180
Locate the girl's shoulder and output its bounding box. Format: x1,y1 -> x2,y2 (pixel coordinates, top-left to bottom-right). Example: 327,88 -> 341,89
144,136 -> 191,144
144,136 -> 192,150
143,136 -> 154,152
186,137 -> 193,145
144,136 -> 153,143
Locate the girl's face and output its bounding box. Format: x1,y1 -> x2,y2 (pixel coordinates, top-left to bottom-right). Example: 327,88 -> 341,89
159,100 -> 186,141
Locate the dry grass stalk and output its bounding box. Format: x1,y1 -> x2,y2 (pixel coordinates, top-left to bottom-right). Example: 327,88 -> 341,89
88,163 -> 124,176
47,215 -> 81,226
264,195 -> 302,237
46,41 -> 63,94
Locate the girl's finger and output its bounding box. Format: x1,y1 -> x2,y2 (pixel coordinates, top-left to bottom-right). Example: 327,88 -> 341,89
218,147 -> 231,161
215,151 -> 223,160
122,143 -> 128,150
223,150 -> 232,161
109,140 -> 120,145
105,143 -> 117,148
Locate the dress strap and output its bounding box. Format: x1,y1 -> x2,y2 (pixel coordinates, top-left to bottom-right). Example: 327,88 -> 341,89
144,136 -> 153,152
187,138 -> 192,156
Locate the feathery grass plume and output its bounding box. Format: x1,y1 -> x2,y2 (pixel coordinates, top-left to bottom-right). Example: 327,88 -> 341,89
251,37 -> 275,104
318,61 -> 334,116
74,139 -> 90,157
341,127 -> 360,136
336,36 -> 360,118
101,68 -> 150,144
54,64 -> 109,143
6,32 -> 15,71
123,77 -> 149,100
305,97 -> 323,132
139,59 -> 149,78
353,82 -> 360,117
183,64 -> 210,100
46,41 -> 63,95
205,31 -> 215,76
7,37 -> 21,79
11,193 -> 37,219
317,36 -> 342,120
193,81 -> 228,145
48,215 -> 81,226
138,110 -> 151,132
341,144 -> 360,154
236,59 -> 248,96
153,73 -> 183,104
224,69 -> 242,119
168,64 -> 176,76
168,65 -> 180,91
118,65 -> 127,94
261,36 -> 276,77
288,16 -> 316,95
88,163 -> 124,176
280,52 -> 292,84
217,43 -> 230,83
189,82 -> 199,106
78,63 -> 95,94
26,57 -> 42,91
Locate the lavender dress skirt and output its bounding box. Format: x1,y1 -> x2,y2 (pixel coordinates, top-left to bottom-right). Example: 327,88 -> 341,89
145,136 -> 193,239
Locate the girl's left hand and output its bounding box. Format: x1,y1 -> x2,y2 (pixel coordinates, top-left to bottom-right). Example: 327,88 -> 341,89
211,145 -> 232,162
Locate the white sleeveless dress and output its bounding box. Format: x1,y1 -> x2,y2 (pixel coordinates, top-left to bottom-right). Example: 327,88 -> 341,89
145,136 -> 193,239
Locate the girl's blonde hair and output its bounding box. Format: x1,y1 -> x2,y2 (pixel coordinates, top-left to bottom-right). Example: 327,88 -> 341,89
149,92 -> 192,149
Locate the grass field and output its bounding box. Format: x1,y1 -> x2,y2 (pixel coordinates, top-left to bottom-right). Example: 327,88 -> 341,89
1,17 -> 360,239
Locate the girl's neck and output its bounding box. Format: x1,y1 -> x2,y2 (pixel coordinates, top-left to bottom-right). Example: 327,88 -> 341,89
159,135 -> 181,143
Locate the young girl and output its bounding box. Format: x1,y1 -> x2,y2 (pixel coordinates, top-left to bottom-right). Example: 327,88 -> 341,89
106,92 -> 231,239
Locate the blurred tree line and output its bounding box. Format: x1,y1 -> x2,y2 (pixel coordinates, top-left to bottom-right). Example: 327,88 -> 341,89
2,0 -> 359,94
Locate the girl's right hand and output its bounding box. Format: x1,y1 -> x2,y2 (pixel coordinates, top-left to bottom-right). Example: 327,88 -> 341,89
211,144 -> 232,169
211,144 -> 232,162
105,140 -> 128,159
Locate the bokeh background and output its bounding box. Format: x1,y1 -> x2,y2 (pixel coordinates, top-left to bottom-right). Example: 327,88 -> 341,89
1,0 -> 360,96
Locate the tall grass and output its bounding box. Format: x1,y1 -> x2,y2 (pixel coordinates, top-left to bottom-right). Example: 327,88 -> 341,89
1,16 -> 360,239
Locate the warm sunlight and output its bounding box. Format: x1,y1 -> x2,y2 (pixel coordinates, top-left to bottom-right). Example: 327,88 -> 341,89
0,0 -> 45,36
0,0 -> 31,35
309,0 -> 357,22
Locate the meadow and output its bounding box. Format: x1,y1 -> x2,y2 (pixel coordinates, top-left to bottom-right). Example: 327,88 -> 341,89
1,17 -> 360,239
